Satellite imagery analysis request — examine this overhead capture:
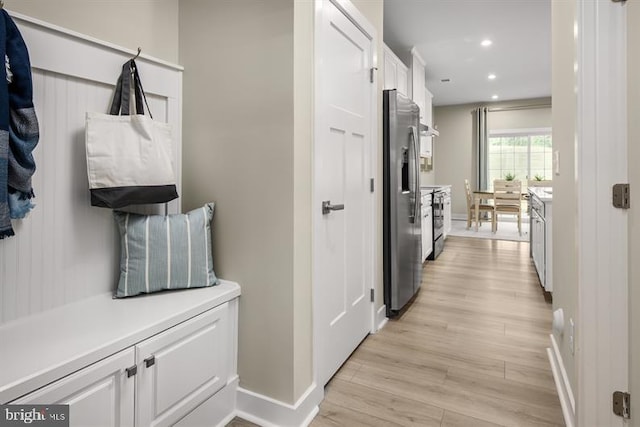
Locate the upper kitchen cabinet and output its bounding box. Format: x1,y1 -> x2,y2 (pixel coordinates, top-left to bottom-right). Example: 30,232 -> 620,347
410,47 -> 427,125
424,88 -> 434,127
383,44 -> 409,98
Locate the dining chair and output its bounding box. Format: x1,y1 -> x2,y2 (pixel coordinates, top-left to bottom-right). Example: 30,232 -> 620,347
464,179 -> 493,229
492,179 -> 522,235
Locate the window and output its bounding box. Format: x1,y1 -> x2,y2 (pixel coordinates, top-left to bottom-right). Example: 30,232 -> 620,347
487,129 -> 552,189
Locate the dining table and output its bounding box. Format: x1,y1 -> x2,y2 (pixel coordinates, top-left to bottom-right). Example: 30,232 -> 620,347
472,190 -> 528,231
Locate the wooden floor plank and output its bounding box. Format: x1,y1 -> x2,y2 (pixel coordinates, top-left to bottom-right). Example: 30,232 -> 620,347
310,236 -> 563,427
324,378 -> 444,427
441,410 -> 505,427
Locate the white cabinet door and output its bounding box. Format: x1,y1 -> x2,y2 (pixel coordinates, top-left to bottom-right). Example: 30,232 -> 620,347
411,52 -> 426,124
383,51 -> 397,92
544,204 -> 553,292
397,65 -> 409,97
531,210 -> 545,286
443,193 -> 452,238
420,135 -> 432,158
135,303 -> 231,427
13,349 -> 135,427
422,204 -> 433,262
424,88 -> 433,126
383,45 -> 409,97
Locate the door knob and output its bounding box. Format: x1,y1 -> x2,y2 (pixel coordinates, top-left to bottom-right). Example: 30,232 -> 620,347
322,201 -> 345,215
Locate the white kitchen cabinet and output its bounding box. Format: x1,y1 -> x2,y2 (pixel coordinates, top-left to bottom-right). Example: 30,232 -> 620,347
529,188 -> 553,292
531,208 -> 545,285
136,303 -> 230,427
421,191 -> 433,262
1,282 -> 241,427
13,349 -> 135,427
383,44 -> 409,97
420,87 -> 435,158
420,135 -> 433,158
424,88 -> 434,127
410,47 -> 427,124
443,187 -> 452,239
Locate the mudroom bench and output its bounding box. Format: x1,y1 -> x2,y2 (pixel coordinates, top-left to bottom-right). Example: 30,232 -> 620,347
0,280 -> 240,427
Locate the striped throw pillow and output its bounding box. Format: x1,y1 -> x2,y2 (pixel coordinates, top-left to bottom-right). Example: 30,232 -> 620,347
113,203 -> 219,298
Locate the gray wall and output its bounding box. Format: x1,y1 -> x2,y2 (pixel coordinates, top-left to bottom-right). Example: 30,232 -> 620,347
179,0 -> 312,405
292,0 -> 314,401
433,99 -> 551,217
551,0 -> 577,394
5,0 -> 179,63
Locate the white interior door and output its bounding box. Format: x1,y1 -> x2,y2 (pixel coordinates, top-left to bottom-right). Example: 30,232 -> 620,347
314,0 -> 374,387
576,0 -> 629,425
628,2 -> 639,424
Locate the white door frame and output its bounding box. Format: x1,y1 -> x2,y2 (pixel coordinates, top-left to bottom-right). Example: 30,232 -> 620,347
576,0 -> 629,425
312,0 -> 379,386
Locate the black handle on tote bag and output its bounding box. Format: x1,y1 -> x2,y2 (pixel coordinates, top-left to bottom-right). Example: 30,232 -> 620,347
109,59 -> 153,118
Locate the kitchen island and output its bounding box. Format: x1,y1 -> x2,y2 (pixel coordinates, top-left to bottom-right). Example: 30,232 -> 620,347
529,187 -> 552,292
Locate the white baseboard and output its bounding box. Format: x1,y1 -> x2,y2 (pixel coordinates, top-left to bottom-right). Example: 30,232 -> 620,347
451,213 -> 467,221
548,334 -> 575,427
376,305 -> 388,332
236,381 -> 323,427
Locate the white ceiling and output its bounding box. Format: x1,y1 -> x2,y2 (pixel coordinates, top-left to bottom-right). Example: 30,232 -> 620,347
383,0 -> 551,107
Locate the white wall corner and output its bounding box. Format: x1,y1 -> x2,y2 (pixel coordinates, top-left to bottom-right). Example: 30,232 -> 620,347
236,382 -> 323,427
375,305 -> 388,332
548,334 -> 575,427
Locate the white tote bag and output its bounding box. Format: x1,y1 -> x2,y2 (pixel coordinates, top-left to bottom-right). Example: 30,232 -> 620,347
85,59 -> 178,209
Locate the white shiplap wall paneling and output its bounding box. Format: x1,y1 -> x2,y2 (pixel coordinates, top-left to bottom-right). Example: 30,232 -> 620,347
0,12 -> 183,325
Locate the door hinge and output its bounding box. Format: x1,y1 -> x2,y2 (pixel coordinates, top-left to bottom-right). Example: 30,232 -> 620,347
370,178 -> 375,193
613,391 -> 631,419
370,288 -> 375,302
370,67 -> 378,83
612,183 -> 630,209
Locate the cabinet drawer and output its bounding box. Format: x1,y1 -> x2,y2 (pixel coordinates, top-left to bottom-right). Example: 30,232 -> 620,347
12,348 -> 135,427
135,302 -> 231,427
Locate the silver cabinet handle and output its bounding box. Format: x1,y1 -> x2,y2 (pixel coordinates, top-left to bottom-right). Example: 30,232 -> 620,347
322,201 -> 345,215
126,365 -> 137,378
144,356 -> 155,368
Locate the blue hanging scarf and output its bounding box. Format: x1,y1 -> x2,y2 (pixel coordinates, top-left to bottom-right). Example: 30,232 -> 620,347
0,10 -> 39,239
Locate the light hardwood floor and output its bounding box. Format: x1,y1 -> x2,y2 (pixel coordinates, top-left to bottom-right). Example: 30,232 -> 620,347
310,236 -> 563,427
228,236 -> 563,427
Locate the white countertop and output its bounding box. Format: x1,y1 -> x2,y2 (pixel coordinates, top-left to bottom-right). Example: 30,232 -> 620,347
421,184 -> 451,190
0,280 -> 241,403
529,186 -> 553,203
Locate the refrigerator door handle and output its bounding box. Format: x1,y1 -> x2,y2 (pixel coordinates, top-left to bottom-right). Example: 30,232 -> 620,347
410,126 -> 420,223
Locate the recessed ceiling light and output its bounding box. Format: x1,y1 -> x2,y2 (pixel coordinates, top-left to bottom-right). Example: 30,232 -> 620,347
492,95 -> 499,100
488,74 -> 496,80
481,39 -> 493,47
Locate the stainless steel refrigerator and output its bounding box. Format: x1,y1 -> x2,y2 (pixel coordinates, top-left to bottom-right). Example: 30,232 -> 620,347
383,89 -> 422,317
